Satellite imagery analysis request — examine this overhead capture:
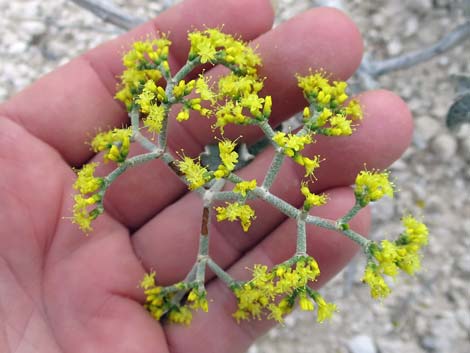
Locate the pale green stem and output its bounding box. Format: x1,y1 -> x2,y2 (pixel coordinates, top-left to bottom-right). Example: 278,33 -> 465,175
305,214 -> 337,231
227,173 -> 300,219
207,259 -> 236,287
262,151 -> 285,190
211,191 -> 243,202
195,234 -> 209,285
305,213 -> 370,250
101,150 -> 162,192
296,215 -> 307,255
342,228 -> 371,250
130,108 -> 158,152
172,57 -> 201,84
339,200 -> 363,224
256,119 -> 277,143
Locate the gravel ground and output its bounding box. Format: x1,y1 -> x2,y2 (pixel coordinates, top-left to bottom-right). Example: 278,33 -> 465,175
1,1 -> 469,353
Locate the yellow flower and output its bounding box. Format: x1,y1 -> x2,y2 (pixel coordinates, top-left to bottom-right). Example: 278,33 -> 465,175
345,99 -> 363,120
172,79 -> 195,99
372,240 -> 400,277
233,179 -> 257,197
300,182 -> 328,209
195,75 -> 217,104
312,293 -> 337,323
176,108 -> 190,122
176,155 -> 211,190
272,132 -> 313,157
72,194 -> 101,233
362,263 -> 391,299
136,81 -> 157,113
140,271 -> 157,290
232,257 -> 323,323
354,170 -> 394,206
315,108 -> 333,127
214,139 -> 239,178
401,215 -> 429,248
214,101 -> 250,132
325,114 -> 353,136
293,154 -> 321,177
144,104 -> 166,133
73,162 -> 103,195
187,289 -> 209,312
168,307 -> 193,325
215,202 -> 256,232
91,128 -> 132,163
299,294 -> 315,311
263,95 -> 272,117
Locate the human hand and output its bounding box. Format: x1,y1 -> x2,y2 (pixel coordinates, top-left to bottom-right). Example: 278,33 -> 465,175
0,1 -> 412,352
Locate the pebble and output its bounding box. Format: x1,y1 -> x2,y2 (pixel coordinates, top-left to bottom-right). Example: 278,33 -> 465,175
404,16 -> 419,37
346,335 -> 377,353
387,38 -> 402,56
8,41 -> 28,54
22,21 -> 47,37
431,133 -> 458,160
414,116 -> 441,144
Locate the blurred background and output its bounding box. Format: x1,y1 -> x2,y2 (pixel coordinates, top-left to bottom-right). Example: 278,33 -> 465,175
1,1 -> 468,352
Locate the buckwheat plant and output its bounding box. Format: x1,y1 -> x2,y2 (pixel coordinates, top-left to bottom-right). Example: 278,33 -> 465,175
71,28 -> 428,325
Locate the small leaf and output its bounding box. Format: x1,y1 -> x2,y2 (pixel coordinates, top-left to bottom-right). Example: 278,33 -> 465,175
446,93 -> 470,129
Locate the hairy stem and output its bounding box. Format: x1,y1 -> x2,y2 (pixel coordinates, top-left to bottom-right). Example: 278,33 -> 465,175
296,216 -> 307,255
207,259 -> 236,286
339,200 -> 363,224
130,108 -> 159,152
262,151 -> 285,190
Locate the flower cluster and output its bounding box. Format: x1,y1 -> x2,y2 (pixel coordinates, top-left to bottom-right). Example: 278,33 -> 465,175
214,139 -> 239,178
299,72 -> 363,136
354,169 -> 394,206
91,128 -> 132,163
188,28 -> 261,73
115,36 -> 171,109
233,179 -> 257,197
362,215 -> 429,299
215,202 -> 256,232
232,257 -> 336,323
300,182 -> 328,210
71,163 -> 103,232
175,155 -> 211,190
272,131 -> 321,177
140,272 -> 208,325
68,27 -> 428,330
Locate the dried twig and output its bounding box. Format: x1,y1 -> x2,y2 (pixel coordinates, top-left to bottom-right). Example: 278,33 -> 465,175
70,0 -> 144,30
358,21 -> 470,88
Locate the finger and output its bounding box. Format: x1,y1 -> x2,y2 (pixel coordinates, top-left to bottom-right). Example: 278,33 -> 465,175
132,89 -> 412,284
164,187 -> 370,353
94,7 -> 364,229
0,0 -> 274,166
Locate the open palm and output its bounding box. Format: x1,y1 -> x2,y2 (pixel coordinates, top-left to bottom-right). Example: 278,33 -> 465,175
0,1 -> 413,352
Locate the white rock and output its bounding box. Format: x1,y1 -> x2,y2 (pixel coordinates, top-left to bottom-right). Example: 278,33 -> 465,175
8,41 -> 28,54
431,133 -> 458,160
404,17 -> 419,37
387,39 -> 402,56
414,116 -> 441,143
346,335 -> 377,353
22,21 -> 47,37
